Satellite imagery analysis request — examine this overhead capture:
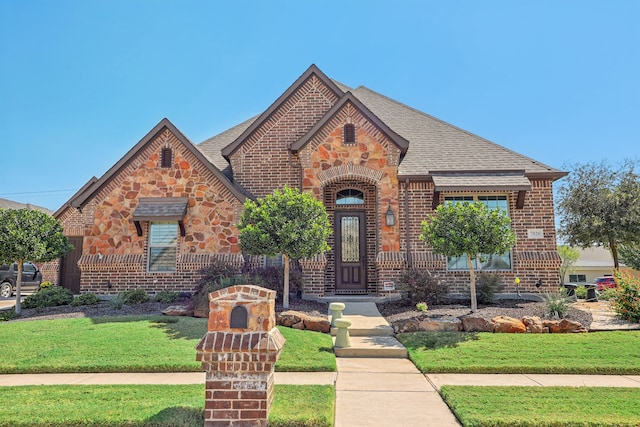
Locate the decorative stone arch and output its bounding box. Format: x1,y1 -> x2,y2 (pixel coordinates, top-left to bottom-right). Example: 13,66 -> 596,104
317,163 -> 384,187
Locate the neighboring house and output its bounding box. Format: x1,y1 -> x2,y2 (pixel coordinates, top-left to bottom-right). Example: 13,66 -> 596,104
45,64 -> 566,298
0,197 -> 52,214
568,246 -> 639,284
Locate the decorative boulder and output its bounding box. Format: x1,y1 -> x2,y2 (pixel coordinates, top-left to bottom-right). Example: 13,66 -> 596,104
277,310 -> 306,327
461,316 -> 494,332
417,317 -> 462,332
544,319 -> 588,333
303,316 -> 331,333
491,316 -> 526,333
522,316 -> 546,333
392,318 -> 420,334
162,305 -> 194,317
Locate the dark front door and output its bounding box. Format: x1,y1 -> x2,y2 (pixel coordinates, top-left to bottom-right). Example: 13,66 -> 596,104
335,211 -> 366,293
59,236 -> 82,294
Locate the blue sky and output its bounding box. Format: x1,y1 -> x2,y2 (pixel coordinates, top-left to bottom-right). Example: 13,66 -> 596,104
1,1 -> 638,211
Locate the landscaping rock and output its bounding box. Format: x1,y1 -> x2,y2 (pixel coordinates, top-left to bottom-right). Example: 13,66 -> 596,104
277,310 -> 306,327
303,316 -> 331,333
417,317 -> 462,332
544,318 -> 588,333
291,321 -> 305,330
193,307 -> 209,318
391,318 -> 420,333
461,316 -> 494,332
522,316 -> 546,333
162,305 -> 194,317
491,316 -> 526,333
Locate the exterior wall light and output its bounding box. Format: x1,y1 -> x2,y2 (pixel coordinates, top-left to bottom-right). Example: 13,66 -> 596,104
385,203 -> 395,226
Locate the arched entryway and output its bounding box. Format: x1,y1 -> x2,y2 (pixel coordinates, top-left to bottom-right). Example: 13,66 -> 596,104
323,180 -> 378,295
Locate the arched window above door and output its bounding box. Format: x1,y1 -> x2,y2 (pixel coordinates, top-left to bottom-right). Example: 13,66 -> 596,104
336,189 -> 364,205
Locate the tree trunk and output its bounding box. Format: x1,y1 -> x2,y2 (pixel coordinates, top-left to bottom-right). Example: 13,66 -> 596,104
15,261 -> 24,314
467,254 -> 478,313
609,239 -> 620,270
283,254 -> 290,310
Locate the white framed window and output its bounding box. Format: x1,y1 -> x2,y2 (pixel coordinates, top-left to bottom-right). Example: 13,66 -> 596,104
148,222 -> 178,272
569,274 -> 587,283
444,195 -> 512,271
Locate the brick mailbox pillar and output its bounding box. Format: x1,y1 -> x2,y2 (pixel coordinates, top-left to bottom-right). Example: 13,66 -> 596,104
195,285 -> 286,427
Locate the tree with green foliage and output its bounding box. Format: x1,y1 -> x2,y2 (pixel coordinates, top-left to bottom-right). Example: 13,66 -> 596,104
237,186 -> 331,309
0,208 -> 72,313
558,245 -> 580,284
619,243 -> 640,271
420,201 -> 516,312
557,160 -> 640,269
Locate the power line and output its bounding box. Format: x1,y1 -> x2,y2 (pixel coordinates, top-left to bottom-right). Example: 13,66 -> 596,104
0,189 -> 77,196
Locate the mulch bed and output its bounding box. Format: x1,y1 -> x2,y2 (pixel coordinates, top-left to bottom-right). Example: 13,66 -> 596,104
7,297 -> 593,330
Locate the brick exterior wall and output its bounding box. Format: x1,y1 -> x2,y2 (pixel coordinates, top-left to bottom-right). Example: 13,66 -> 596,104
399,179 -> 561,296
228,75 -> 339,198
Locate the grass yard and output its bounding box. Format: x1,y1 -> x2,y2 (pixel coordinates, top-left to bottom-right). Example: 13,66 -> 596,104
441,386 -> 640,427
398,331 -> 640,374
0,384 -> 334,427
0,316 -> 335,373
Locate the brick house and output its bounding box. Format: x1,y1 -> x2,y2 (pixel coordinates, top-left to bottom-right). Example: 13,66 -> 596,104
46,64 -> 566,299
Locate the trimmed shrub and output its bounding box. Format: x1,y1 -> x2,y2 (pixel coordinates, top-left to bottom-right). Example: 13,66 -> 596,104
610,273 -> 640,323
154,290 -> 180,303
70,293 -> 100,307
121,289 -> 149,305
476,273 -> 504,305
397,269 -> 449,305
22,286 -> 74,309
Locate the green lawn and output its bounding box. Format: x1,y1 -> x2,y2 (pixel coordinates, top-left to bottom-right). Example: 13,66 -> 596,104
398,331 -> 640,374
441,386 -> 640,427
0,316 -> 335,373
0,384 -> 334,427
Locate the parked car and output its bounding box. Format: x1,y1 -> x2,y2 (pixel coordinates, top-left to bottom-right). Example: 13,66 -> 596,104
0,262 -> 42,298
594,275 -> 617,291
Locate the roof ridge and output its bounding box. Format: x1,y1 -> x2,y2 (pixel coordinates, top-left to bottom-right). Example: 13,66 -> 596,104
353,86 -> 563,174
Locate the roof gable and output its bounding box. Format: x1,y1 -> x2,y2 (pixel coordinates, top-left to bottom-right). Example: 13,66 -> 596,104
220,64 -> 345,160
71,118 -> 246,208
290,91 -> 409,154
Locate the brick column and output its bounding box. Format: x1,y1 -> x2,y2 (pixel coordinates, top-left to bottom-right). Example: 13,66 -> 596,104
195,285 -> 286,427
299,253 -> 327,299
375,251 -> 406,297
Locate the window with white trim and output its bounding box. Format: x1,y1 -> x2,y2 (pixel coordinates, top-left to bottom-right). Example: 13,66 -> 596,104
568,274 -> 587,283
148,222 -> 178,272
444,195 -> 512,271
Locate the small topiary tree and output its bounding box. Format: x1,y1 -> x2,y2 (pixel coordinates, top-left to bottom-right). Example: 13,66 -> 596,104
238,185 -> 331,309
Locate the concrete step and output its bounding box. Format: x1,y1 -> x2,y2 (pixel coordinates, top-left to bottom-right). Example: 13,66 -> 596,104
318,295 -> 400,303
332,323 -> 395,337
333,336 -> 408,358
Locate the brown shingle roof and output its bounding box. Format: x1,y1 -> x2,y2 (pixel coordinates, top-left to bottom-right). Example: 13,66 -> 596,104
196,67 -> 566,181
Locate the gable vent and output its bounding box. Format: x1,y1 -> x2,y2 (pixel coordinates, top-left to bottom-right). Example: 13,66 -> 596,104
343,123 -> 356,144
161,148 -> 173,168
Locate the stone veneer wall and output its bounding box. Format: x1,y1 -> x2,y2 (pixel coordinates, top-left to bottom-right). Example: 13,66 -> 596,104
74,127 -> 244,293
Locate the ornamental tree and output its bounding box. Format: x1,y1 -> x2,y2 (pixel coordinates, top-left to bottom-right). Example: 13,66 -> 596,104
237,186 -> 331,309
558,245 -> 580,284
557,160 -> 640,269
420,201 -> 516,313
619,243 -> 640,271
0,208 -> 72,313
